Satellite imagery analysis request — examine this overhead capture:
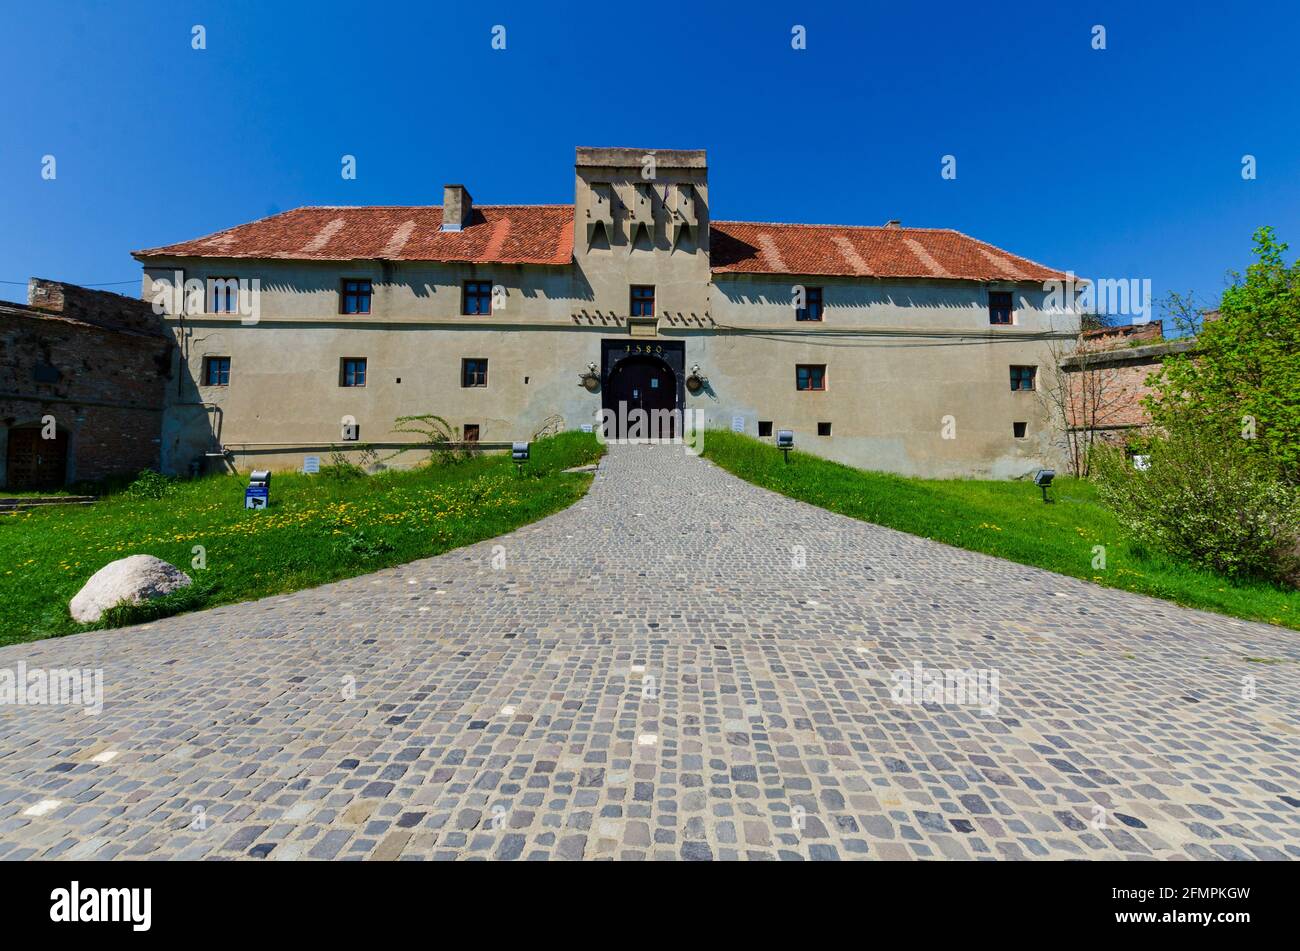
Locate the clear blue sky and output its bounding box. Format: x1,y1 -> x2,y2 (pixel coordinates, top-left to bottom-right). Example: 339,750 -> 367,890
2,0 -> 1297,318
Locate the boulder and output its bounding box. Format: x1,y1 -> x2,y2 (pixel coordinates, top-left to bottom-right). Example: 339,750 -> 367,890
70,555 -> 192,623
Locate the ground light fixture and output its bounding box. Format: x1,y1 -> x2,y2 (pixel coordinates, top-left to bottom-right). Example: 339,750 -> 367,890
776,429 -> 795,463
512,441 -> 530,474
1033,468 -> 1055,503
245,470 -> 271,510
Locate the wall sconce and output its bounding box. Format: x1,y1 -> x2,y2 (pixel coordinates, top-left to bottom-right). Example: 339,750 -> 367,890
579,362 -> 601,392
685,363 -> 708,394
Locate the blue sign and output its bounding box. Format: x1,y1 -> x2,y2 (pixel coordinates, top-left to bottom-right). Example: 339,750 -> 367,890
244,485 -> 269,510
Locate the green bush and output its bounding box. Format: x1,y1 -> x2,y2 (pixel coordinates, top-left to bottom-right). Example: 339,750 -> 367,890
1092,424 -> 1300,585
126,469 -> 176,500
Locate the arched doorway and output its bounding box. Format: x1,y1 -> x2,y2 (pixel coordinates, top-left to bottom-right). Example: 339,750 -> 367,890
604,355 -> 679,439
5,422 -> 69,491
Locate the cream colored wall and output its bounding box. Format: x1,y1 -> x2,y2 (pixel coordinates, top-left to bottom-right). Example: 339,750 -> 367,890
698,275 -> 1076,477
143,254 -> 1076,479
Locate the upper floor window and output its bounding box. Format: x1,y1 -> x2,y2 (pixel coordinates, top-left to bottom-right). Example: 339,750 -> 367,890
1010,365 -> 1037,391
463,281 -> 493,315
207,277 -> 240,314
797,286 -> 823,321
341,279 -> 372,315
989,290 -> 1013,325
462,358 -> 488,387
630,285 -> 655,318
340,358 -> 367,387
203,356 -> 231,386
796,364 -> 827,391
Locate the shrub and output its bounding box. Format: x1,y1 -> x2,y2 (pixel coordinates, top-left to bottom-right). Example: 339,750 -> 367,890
384,414 -> 473,466
332,528 -> 395,560
321,446 -> 367,480
126,469 -> 176,500
1092,422 -> 1300,585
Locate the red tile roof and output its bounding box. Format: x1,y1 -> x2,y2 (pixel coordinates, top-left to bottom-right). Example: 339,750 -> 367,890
709,221 -> 1068,282
133,205 -> 574,267
134,205 -> 1068,282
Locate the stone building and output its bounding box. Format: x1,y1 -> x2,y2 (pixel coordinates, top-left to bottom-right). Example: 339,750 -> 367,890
0,280 -> 171,491
134,146 -> 1079,478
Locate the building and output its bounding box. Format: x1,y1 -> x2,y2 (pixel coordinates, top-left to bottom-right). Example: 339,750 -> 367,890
134,147 -> 1079,478
0,280 -> 170,491
1060,321 -> 1197,448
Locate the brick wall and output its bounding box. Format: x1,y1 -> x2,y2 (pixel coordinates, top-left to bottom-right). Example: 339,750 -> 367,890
1061,322 -> 1195,440
0,280 -> 171,488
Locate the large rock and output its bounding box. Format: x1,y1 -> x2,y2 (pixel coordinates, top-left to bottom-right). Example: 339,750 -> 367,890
70,555 -> 193,623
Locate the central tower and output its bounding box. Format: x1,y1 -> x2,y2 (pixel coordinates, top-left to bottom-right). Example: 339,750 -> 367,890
572,147 -> 711,333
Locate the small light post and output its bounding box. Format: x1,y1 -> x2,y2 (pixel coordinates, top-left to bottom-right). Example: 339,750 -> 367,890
776,429 -> 795,464
245,470 -> 271,510
1033,468 -> 1055,504
512,441 -> 530,476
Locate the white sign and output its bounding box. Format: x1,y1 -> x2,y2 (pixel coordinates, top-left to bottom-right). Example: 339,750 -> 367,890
1133,454 -> 1151,471
580,424 -> 593,433
731,416 -> 745,433
303,456 -> 320,474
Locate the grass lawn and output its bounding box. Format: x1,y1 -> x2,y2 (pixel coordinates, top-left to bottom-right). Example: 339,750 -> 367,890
0,431 -> 602,645
703,430 -> 1300,632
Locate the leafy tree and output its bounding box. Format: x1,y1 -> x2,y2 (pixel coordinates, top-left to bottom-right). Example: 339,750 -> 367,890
1146,227 -> 1300,482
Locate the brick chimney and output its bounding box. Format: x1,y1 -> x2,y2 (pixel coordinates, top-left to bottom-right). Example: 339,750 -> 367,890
442,184 -> 472,231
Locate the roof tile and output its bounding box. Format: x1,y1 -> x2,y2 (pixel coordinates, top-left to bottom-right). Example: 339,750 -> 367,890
135,205 -> 1069,282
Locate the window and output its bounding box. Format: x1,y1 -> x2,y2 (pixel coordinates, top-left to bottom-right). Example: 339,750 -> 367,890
630,285 -> 655,318
758,421 -> 773,437
340,358 -> 367,387
203,356 -> 231,386
462,358 -> 488,387
463,424 -> 480,442
341,279 -> 372,315
1013,421 -> 1028,438
463,281 -> 493,315
796,364 -> 827,391
1010,365 -> 1037,391
817,422 -> 832,436
989,291 -> 1013,325
797,287 -> 824,322
207,277 -> 240,314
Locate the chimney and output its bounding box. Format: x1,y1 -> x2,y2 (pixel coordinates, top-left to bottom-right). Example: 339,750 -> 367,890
442,184 -> 472,231
885,219 -> 901,229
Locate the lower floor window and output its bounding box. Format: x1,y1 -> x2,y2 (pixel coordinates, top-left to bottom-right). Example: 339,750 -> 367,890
203,356 -> 231,386
463,424 -> 480,442
1013,421 -> 1027,438
817,421 -> 832,436
1010,365 -> 1037,391
758,420 -> 773,437
796,364 -> 827,391
462,358 -> 488,387
340,357 -> 367,387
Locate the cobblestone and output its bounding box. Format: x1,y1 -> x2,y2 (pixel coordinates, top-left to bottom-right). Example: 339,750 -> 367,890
1,444 -> 1298,860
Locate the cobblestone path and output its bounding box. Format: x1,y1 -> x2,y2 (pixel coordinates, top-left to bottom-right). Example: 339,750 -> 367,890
1,444 -> 1297,860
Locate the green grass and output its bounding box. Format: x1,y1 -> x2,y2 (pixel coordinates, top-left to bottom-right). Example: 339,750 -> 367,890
702,430 -> 1300,631
0,431 -> 603,645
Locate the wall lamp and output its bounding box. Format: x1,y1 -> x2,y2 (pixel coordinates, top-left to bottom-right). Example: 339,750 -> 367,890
685,364 -> 708,394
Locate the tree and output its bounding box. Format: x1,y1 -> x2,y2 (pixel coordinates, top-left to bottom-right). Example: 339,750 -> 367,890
1040,329 -> 1129,477
1147,227 -> 1300,483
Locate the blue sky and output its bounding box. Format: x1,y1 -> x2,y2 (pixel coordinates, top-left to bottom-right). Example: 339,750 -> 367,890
2,0 -> 1297,318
